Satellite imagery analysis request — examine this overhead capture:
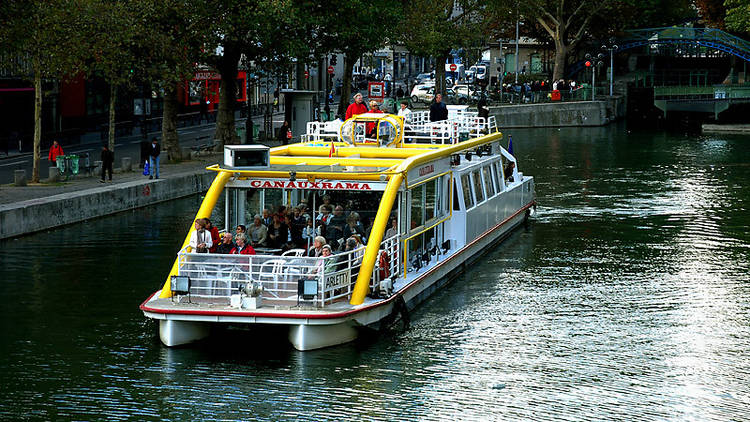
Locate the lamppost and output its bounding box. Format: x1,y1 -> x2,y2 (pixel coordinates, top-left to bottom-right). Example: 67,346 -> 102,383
601,39 -> 618,96
514,2 -> 520,84
584,53 -> 605,101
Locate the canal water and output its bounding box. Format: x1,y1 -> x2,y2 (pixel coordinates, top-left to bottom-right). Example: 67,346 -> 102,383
2,124 -> 749,421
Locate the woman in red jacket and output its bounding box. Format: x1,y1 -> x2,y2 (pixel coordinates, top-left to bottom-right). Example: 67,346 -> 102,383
231,234 -> 256,255
48,140 -> 64,164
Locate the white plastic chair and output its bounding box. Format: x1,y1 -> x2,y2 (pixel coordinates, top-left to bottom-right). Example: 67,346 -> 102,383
257,259 -> 286,297
282,248 -> 306,257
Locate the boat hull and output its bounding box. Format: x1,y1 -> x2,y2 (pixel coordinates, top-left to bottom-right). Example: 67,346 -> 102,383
159,319 -> 211,347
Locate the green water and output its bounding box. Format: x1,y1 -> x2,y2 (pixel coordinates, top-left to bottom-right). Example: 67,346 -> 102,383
2,123 -> 749,420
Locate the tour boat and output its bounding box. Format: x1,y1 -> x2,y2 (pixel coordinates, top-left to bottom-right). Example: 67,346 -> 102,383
140,107 -> 535,350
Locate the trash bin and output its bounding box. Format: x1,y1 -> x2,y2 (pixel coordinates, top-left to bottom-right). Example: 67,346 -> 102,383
236,126 -> 246,143
56,156 -> 67,174
69,154 -> 79,174
550,90 -> 561,101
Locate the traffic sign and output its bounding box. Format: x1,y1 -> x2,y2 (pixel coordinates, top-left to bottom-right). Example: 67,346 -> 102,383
304,70 -> 309,79
449,64 -> 457,71
327,66 -> 334,74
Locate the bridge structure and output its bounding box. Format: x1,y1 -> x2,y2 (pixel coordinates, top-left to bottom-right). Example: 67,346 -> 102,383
569,27 -> 750,118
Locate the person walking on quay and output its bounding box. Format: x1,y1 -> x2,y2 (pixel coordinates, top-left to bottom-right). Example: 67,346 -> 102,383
48,140 -> 64,165
149,137 -> 160,179
429,93 -> 448,122
277,120 -> 290,145
345,93 -> 368,120
100,144 -> 114,183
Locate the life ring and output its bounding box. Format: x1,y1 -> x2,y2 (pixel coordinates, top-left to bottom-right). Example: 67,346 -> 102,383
378,250 -> 390,280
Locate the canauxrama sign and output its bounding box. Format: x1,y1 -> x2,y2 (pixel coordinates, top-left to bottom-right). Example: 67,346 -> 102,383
228,179 -> 389,191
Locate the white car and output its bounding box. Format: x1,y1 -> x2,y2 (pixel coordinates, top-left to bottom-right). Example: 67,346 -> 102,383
410,84 -> 433,103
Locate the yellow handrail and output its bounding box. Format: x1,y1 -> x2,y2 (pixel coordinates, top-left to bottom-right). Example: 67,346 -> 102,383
158,171 -> 233,298
349,131 -> 503,304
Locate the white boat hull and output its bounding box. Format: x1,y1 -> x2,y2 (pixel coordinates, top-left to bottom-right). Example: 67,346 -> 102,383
159,319 -> 211,347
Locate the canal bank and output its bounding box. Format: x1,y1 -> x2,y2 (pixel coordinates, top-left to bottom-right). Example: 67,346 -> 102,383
490,96 -> 626,128
0,156 -> 219,240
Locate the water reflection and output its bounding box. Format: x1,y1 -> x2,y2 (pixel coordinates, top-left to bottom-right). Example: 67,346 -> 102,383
1,126 -> 750,420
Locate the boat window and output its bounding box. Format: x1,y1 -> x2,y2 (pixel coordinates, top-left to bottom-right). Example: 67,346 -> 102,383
482,166 -> 495,197
407,227 -> 435,272
472,170 -> 485,203
227,188 -> 261,229
460,173 -> 474,209
453,180 -> 461,211
425,178 -> 436,222
492,161 -> 503,191
411,183 -> 424,229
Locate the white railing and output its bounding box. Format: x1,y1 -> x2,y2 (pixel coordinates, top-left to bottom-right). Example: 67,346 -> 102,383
301,120 -> 342,143
404,111 -> 498,144
175,234 -> 401,308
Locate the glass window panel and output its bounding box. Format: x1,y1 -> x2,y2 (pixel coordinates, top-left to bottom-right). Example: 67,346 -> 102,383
472,170 -> 485,203
482,166 -> 495,197
411,184 -> 424,230
461,173 -> 474,209
453,180 -> 461,211
425,179 -> 436,221
492,162 -> 502,191
263,189 -> 283,213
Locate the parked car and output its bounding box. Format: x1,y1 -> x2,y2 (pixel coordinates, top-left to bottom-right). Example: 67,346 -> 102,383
424,87 -> 459,104
413,72 -> 433,85
410,84 -> 433,103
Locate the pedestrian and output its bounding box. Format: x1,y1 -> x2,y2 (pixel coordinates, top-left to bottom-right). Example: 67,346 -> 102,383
397,102 -> 411,118
199,92 -> 209,123
344,93 -> 368,120
429,93 -> 448,122
277,120 -> 290,145
396,86 -> 404,99
477,94 -> 489,120
100,144 -> 114,183
48,140 -> 64,165
149,137 -> 160,179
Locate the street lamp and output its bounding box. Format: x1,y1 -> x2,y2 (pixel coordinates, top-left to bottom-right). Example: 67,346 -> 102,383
584,53 -> 605,101
601,40 -> 618,96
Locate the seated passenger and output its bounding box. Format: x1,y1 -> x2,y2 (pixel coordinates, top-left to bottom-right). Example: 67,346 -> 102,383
385,218 -> 398,239
302,218 -> 315,248
504,161 -> 515,182
204,218 -> 220,253
326,205 -> 347,246
249,215 -> 268,247
308,236 -> 326,257
316,204 -> 332,224
189,219 -> 212,253
231,234 -> 256,255
312,244 -> 337,275
261,208 -> 273,226
216,233 -> 235,254
343,212 -> 366,242
285,214 -> 304,249
235,224 -> 247,238
267,213 -> 288,249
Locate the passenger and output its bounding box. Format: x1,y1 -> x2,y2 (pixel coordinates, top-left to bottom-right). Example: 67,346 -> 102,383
504,161 -> 515,182
204,218 -> 220,253
189,219 -> 212,253
284,214 -> 303,249
343,212 -> 366,242
429,93 -> 449,122
321,195 -> 332,208
231,233 -> 256,255
249,214 -> 268,247
397,102 -> 411,118
262,208 -> 272,226
216,233 -> 235,254
312,244 -> 337,275
235,224 -> 247,238
302,218 -> 315,249
267,213 -> 288,249
292,206 -> 308,232
326,205 -> 347,247
308,236 -> 326,257
344,93 -> 368,120
316,204 -> 332,224
384,217 -> 398,239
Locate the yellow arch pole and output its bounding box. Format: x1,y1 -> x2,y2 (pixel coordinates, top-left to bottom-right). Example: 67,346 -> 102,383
158,171 -> 234,298
350,173 -> 403,305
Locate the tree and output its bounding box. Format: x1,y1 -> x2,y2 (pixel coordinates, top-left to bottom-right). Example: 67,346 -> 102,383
401,0 -> 485,96
725,0 -> 750,34
696,0 -> 727,29
0,0 -> 89,183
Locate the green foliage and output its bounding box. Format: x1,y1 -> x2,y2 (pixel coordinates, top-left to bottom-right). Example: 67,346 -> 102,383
725,0 -> 750,34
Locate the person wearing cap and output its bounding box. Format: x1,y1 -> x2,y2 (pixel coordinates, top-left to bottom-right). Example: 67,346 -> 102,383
344,93 -> 368,120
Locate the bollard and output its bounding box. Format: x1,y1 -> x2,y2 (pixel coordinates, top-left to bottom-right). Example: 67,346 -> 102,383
14,169 -> 27,186
94,160 -> 102,176
181,147 -> 192,161
122,157 -> 132,172
48,166 -> 60,182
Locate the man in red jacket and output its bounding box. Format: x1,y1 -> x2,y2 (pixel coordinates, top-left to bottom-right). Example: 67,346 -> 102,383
48,140 -> 64,164
344,93 -> 368,120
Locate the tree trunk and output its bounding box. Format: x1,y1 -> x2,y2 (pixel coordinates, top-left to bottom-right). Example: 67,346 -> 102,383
434,52 -> 450,96
162,85 -> 180,161
108,84 -> 116,151
337,53 -> 356,119
552,41 -> 568,81
214,47 -> 240,147
32,58 -> 42,184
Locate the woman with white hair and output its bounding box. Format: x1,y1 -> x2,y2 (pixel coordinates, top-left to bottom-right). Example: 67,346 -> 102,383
345,93 -> 368,120
250,214 -> 268,247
